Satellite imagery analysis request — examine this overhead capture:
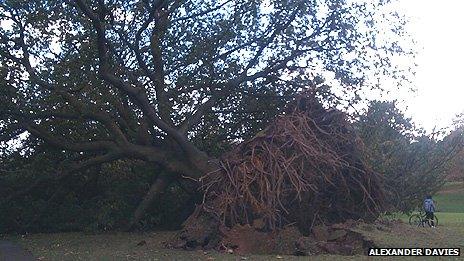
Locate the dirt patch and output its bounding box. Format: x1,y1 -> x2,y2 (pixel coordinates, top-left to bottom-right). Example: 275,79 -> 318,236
168,219 -> 378,256
220,224 -> 277,254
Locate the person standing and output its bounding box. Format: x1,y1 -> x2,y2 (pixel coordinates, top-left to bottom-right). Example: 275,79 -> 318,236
423,195 -> 436,227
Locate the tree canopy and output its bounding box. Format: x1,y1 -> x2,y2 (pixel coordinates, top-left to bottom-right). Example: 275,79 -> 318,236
1,0 -> 414,229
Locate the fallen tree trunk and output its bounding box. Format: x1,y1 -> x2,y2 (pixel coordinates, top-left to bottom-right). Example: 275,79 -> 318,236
126,175 -> 173,230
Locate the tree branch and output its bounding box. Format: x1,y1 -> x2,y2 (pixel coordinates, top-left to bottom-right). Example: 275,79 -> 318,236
25,122 -> 116,152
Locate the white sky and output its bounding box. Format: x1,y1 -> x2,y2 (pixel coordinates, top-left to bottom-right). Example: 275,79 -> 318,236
395,0 -> 464,131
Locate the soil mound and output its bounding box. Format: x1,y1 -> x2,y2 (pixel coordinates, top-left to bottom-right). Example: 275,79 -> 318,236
169,219 -> 377,256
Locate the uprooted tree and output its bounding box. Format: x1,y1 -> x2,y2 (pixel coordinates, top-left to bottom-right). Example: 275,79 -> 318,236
0,0 -> 413,230
172,95 -> 385,254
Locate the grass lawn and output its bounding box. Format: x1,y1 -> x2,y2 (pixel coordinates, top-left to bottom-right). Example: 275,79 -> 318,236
1,232 -> 368,261
2,182 -> 463,260
4,221 -> 463,261
433,181 -> 464,229
400,182 -> 464,226
435,212 -> 464,226
4,226 -> 463,261
434,182 -> 464,213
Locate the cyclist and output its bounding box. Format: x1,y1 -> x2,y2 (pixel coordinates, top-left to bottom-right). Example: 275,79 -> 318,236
423,195 -> 436,227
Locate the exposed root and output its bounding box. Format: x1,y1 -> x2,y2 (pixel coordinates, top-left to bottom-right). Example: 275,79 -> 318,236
200,95 -> 384,232
173,94 -> 385,255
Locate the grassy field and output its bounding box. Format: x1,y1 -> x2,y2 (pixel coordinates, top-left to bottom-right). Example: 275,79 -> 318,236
4,227 -> 463,261
2,182 -> 463,260
435,182 -> 464,213
426,181 -> 464,228
398,182 -> 464,225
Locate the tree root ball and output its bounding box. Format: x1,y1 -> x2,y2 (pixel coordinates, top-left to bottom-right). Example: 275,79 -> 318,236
173,94 -> 385,255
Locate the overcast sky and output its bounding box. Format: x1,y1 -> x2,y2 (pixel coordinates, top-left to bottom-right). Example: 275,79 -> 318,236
395,0 -> 464,131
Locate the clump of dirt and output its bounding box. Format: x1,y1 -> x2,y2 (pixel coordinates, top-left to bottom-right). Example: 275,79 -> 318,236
169,206 -> 222,250
294,220 -> 377,256
168,217 -> 378,256
220,224 -> 277,254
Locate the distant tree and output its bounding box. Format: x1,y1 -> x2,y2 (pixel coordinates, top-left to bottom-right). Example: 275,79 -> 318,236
445,146 -> 464,182
0,0 -> 413,229
357,101 -> 462,212
443,114 -> 464,182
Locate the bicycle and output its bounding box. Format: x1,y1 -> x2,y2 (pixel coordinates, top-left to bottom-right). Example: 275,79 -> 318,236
408,209 -> 438,227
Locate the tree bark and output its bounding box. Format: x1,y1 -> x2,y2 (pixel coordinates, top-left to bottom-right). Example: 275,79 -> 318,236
126,174 -> 173,230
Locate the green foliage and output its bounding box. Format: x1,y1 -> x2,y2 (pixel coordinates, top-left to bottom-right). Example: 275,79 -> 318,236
0,152 -> 192,233
357,101 -> 461,213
